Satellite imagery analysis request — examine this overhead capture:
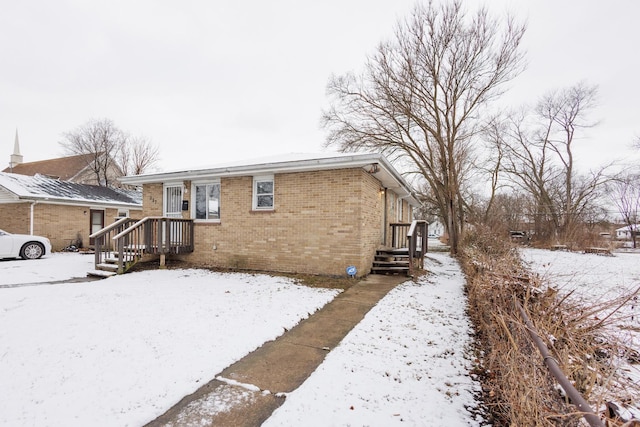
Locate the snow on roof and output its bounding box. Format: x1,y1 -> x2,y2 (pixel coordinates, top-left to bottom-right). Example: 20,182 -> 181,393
167,152 -> 367,172
121,151 -> 418,206
0,172 -> 142,207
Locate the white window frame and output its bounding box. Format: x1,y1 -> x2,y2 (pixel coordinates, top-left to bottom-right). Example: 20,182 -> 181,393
253,175 -> 274,211
192,180 -> 221,222
117,209 -> 129,218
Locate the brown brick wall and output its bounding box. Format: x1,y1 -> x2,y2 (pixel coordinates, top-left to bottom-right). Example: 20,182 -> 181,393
0,202 -> 142,251
142,183 -> 164,217
140,168 -> 409,277
0,204 -> 31,234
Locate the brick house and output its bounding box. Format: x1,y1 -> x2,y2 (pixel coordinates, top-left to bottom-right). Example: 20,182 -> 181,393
0,172 -> 142,251
116,153 -> 420,277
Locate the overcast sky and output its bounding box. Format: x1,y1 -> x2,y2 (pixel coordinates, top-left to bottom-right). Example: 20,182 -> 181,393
1,0 -> 638,172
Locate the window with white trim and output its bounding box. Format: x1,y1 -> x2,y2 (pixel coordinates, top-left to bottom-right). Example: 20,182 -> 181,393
253,176 -> 274,210
193,181 -> 221,220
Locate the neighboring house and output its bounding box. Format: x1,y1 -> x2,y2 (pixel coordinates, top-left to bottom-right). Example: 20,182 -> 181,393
0,172 -> 142,251
616,224 -> 640,240
118,153 -> 420,277
3,153 -> 124,186
428,220 -> 445,237
4,131 -> 123,186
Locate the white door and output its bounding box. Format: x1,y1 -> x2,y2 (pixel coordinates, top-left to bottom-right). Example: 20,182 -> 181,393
164,185 -> 183,218
163,185 -> 183,245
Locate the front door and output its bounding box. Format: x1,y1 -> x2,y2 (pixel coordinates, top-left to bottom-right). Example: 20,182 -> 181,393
89,210 -> 105,245
164,185 -> 183,218
163,185 -> 183,245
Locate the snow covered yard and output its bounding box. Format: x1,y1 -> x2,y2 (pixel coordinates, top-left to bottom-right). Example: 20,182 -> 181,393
0,252 -> 94,286
0,250 -> 483,426
264,252 -> 483,426
521,248 -> 640,336
0,263 -> 339,426
521,248 -> 640,418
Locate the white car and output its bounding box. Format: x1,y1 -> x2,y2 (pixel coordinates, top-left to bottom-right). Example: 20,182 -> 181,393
0,229 -> 52,260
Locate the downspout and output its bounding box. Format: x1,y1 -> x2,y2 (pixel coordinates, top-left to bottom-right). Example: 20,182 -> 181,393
30,201 -> 37,235
382,188 -> 387,246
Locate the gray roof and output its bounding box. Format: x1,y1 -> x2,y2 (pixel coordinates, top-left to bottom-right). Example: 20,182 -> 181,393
0,172 -> 142,207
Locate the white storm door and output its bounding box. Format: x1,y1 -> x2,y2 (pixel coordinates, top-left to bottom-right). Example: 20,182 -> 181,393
164,185 -> 183,218
163,185 -> 183,244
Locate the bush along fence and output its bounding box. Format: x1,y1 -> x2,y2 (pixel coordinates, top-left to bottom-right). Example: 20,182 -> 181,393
461,228 -> 638,426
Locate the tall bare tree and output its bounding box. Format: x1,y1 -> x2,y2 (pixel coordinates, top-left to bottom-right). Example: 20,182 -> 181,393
498,83 -> 609,242
118,135 -> 160,176
61,118 -> 125,186
322,1 -> 526,254
61,118 -> 160,185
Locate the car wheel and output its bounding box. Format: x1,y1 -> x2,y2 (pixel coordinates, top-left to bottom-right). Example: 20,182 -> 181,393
20,242 -> 44,260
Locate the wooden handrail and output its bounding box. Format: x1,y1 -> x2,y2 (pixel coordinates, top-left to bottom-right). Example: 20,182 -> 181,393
111,217 -> 194,273
406,220 -> 428,275
92,217 -> 137,272
89,216 -> 133,239
92,217 -> 194,275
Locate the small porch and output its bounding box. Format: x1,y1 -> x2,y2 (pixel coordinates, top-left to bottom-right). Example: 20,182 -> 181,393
372,220 -> 428,276
88,217 -> 194,277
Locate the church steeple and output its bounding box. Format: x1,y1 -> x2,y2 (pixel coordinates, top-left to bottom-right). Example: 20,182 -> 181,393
9,129 -> 23,171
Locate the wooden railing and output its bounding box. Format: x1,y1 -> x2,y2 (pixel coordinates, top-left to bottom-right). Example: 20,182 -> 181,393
390,221 -> 428,274
407,220 -> 428,274
390,222 -> 411,248
91,217 -> 138,270
91,217 -> 194,274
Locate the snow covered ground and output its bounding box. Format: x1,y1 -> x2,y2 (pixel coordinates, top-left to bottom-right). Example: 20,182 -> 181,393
0,252 -> 94,286
521,248 -> 640,336
0,249 -> 482,426
521,248 -> 640,418
264,252 -> 483,426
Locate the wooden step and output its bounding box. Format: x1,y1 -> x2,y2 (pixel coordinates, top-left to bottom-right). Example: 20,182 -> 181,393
96,263 -> 119,272
105,255 -> 137,263
87,270 -> 117,278
371,266 -> 410,275
373,260 -> 410,266
375,254 -> 409,260
376,248 -> 409,255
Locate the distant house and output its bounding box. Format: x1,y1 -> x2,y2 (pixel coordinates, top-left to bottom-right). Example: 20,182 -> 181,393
113,153 -> 421,277
3,131 -> 123,186
0,172 -> 141,250
616,224 -> 639,240
428,221 -> 445,237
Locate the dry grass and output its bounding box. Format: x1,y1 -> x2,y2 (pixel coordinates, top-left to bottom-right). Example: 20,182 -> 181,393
461,227 -> 639,426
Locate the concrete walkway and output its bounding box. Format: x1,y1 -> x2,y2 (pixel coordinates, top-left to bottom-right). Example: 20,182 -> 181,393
145,274 -> 408,427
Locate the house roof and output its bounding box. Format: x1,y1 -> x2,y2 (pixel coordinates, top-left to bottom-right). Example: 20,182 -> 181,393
0,172 -> 142,208
3,153 -> 104,181
616,224 -> 640,232
119,152 -> 420,206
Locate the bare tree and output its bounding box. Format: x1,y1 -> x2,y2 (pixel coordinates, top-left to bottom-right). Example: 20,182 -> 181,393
498,83 -> 609,243
61,118 -> 160,185
322,1 -> 526,254
61,118 -> 125,186
609,172 -> 640,248
118,135 -> 160,176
